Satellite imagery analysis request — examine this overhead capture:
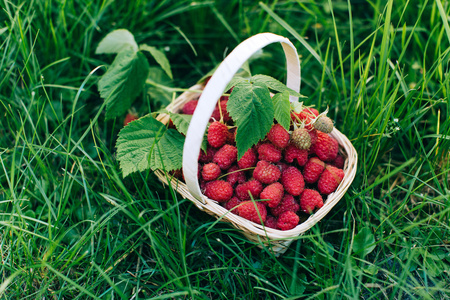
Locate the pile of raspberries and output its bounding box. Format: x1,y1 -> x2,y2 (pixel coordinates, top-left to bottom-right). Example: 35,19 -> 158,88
180,96 -> 345,231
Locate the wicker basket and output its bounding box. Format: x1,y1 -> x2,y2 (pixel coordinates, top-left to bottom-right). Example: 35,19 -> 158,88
155,33 -> 357,255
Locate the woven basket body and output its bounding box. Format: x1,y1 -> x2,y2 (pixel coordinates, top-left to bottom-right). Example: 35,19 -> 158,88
155,33 -> 357,255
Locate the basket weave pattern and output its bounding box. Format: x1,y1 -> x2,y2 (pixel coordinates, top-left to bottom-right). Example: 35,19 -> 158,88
155,33 -> 357,255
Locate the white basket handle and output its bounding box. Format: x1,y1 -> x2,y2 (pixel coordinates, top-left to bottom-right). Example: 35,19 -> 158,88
182,33 -> 301,203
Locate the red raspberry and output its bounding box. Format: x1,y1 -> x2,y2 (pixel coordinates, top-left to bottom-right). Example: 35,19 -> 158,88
198,147 -> 217,163
281,166 -> 305,196
260,182 -> 284,208
124,112 -> 138,126
271,194 -> 300,217
318,165 -> 344,195
204,180 -> 233,202
311,133 -> 339,162
226,165 -> 246,187
257,143 -> 282,163
291,107 -> 319,129
303,157 -> 326,184
226,128 -> 236,145
224,196 -> 242,213
267,124 -> 290,149
299,189 -> 324,214
253,160 -> 281,184
170,168 -> 183,180
330,154 -> 345,169
277,211 -> 300,230
221,100 -> 231,122
213,144 -> 237,170
207,121 -> 228,148
182,99 -> 198,115
275,162 -> 290,174
238,201 -> 267,224
264,215 -> 278,229
327,137 -> 339,161
311,131 -> 332,161
235,179 -> 263,201
237,148 -> 257,169
203,76 -> 212,86
167,119 -> 176,130
284,143 -> 308,166
199,178 -> 207,191
308,129 -> 318,147
211,100 -> 231,122
303,107 -> 319,117
201,163 -> 221,181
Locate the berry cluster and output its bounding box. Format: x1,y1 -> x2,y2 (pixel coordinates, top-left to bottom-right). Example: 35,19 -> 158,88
180,94 -> 345,231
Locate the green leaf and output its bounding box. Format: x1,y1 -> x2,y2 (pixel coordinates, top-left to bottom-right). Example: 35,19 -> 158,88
140,44 -> 173,79
290,101 -> 304,114
272,91 -> 291,130
99,48 -> 150,119
200,138 -> 207,153
116,116 -> 185,176
169,113 -> 192,136
352,227 -> 376,257
169,112 -> 207,152
251,74 -> 303,97
228,81 -> 274,159
432,249 -> 450,261
146,67 -> 174,107
224,76 -> 248,93
95,29 -> 138,54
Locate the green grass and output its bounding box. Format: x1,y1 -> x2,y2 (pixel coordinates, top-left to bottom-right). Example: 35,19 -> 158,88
1,0 -> 449,299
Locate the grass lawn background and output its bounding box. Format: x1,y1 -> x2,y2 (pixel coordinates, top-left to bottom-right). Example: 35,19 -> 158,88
1,0 -> 449,299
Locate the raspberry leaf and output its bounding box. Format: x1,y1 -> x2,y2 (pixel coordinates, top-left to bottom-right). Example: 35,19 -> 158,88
251,74 -> 303,97
140,44 -> 172,79
224,76 -> 248,93
95,29 -> 138,54
272,91 -> 291,130
116,116 -> 184,177
99,48 -> 150,119
169,113 -> 192,136
169,112 -> 207,152
228,81 -> 274,159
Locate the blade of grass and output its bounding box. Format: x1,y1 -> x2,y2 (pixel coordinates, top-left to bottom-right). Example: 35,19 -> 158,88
259,2 -> 332,80
435,0 -> 450,43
